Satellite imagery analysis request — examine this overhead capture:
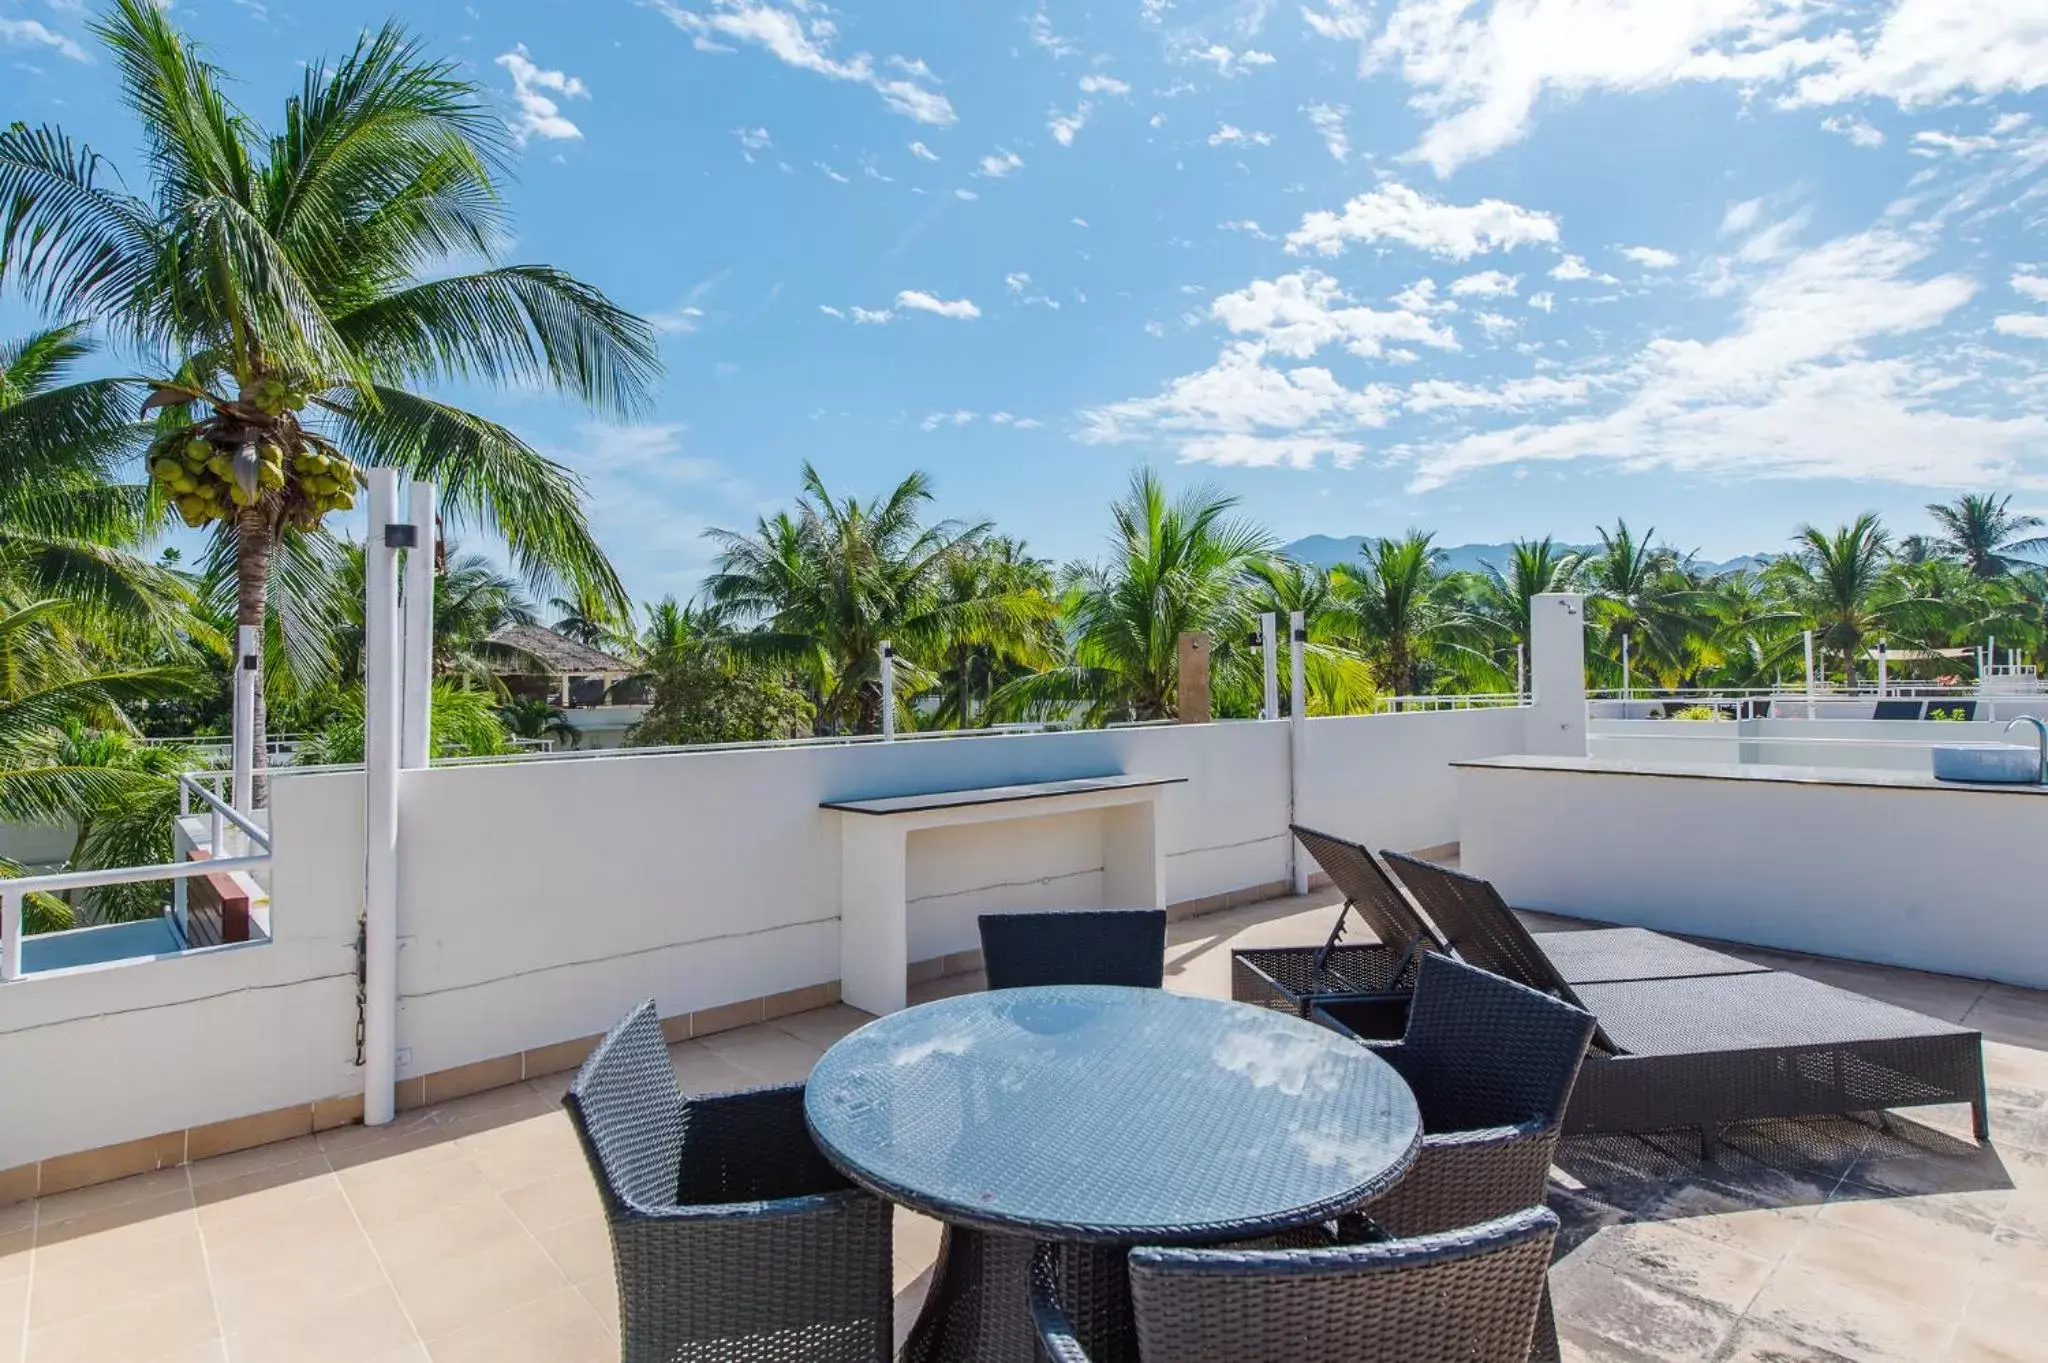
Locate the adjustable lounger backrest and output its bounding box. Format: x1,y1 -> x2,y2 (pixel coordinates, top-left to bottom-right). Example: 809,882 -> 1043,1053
1290,825 -> 1446,955
1379,852 -> 1616,1053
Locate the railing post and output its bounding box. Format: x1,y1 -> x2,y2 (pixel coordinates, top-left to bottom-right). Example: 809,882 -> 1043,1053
400,480 -> 436,770
1260,612 -> 1279,721
1288,611 -> 1308,895
879,642 -> 896,740
1803,630 -> 1816,720
1,889 -> 19,981
231,624 -> 258,815
363,468 -> 402,1126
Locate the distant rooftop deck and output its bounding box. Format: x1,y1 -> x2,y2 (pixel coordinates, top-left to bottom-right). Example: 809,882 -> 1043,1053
3,885 -> 2044,1363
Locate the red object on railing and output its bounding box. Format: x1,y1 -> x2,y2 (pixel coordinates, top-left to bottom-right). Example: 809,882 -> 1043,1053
186,848 -> 253,945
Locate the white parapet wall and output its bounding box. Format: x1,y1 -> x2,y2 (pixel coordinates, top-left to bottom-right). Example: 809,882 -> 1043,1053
0,770 -> 364,1172
1457,754 -> 2048,990
2,706 -> 1531,1173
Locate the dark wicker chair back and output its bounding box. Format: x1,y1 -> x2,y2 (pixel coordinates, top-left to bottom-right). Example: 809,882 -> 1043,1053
1290,825 -> 1445,957
979,909 -> 1167,990
1108,1207 -> 1556,1363
564,1002 -> 893,1362
563,1000 -> 685,1214
1379,852 -> 1614,1052
1397,953 -> 1597,1133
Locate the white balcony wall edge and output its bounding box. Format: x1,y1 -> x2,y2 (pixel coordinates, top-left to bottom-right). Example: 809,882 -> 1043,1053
0,706 -> 1528,1171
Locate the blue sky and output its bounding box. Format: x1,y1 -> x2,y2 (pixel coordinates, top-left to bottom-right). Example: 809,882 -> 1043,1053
5,1 -> 2048,602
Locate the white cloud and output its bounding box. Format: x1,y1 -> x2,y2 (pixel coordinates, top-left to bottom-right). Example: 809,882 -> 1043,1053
648,304 -> 705,333
651,0 -> 955,125
1391,278 -> 1454,314
1220,220 -> 1275,239
1620,245 -> 1681,269
1348,1 -> 2048,175
896,290 -> 981,319
1406,375 -> 1588,413
1285,182 -> 1560,260
818,305 -> 845,318
1208,124 -> 1274,147
1049,104 -> 1092,147
920,409 -> 979,431
1785,2 -> 2048,109
0,18 -> 90,63
495,46 -> 589,146
1473,310 -> 1519,339
1080,73 -> 1131,96
1395,226 -> 2036,493
1179,43 -> 1277,77
1006,272 -> 1031,294
1721,198 -> 1763,235
1912,129 -> 2001,158
1012,417 -> 1046,428
851,306 -> 893,324
1302,0 -> 1374,45
1822,114 -> 1886,147
1211,271 -> 1462,359
1549,254 -> 1617,283
1071,217 -> 1089,227
955,188 -> 980,201
816,162 -> 851,183
978,149 -> 1025,177
1304,102 -> 1350,162
1994,314 -> 2048,339
2013,274 -> 2048,304
1028,7 -> 1079,58
909,141 -> 940,161
1529,291 -> 1556,312
1450,270 -> 1519,297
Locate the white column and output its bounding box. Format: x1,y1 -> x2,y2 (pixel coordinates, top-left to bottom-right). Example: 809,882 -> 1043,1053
1524,594 -> 1587,757
1260,612 -> 1279,721
1516,643 -> 1526,700
1288,611 -> 1308,894
1877,642 -> 1889,698
362,468 -> 402,1127
1621,634 -> 1631,704
838,818 -> 908,1014
1102,797 -> 1166,912
1,889 -> 20,982
1803,630 -> 1816,719
879,641 -> 895,740
400,481 -> 435,770
231,625 -> 258,818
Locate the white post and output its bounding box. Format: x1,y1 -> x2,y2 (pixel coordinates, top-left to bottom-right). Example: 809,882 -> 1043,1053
1,889 -> 19,982
231,625 -> 258,822
879,641 -> 896,740
1288,611 -> 1308,894
363,468 -> 402,1127
400,481 -> 435,770
1803,630 -> 1816,720
1621,634 -> 1631,705
1877,642 -> 1889,698
1516,643 -> 1526,700
1524,594 -> 1587,757
1260,612 -> 1279,721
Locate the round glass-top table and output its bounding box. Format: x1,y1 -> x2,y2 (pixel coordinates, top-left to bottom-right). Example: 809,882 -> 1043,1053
805,986 -> 1421,1363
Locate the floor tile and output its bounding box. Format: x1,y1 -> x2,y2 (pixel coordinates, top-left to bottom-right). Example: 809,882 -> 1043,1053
422,1285 -> 612,1363
21,1282 -> 220,1363
1747,1263 -> 1962,1363
385,1235 -> 570,1342
1949,1277 -> 2048,1361
220,1283 -> 418,1363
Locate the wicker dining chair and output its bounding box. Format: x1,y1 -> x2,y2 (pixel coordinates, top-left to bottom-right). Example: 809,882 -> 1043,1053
563,1002 -> 893,1363
978,909 -> 1167,990
1030,1207 -> 1560,1363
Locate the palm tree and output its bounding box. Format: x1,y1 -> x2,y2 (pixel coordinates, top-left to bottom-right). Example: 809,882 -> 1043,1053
1925,494 -> 2048,578
1768,514 -> 1924,686
990,471 -> 1277,724
1576,521 -> 1696,688
0,325 -> 191,635
928,537 -> 1057,729
1330,532 -> 1463,700
0,1 -> 659,772
705,465 -> 1047,733
1241,558 -> 1377,713
1470,538 -> 1580,687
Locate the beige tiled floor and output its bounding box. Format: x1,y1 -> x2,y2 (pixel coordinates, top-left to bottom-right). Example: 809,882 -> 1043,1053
4,890 -> 2047,1362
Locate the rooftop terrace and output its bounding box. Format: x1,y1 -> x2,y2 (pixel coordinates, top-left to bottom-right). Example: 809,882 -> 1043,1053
3,887 -> 2043,1363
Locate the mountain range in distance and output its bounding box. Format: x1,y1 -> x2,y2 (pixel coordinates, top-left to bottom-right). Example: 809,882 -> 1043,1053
1280,535 -> 1771,578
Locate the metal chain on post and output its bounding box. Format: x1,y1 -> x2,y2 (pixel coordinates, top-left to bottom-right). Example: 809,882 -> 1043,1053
354,914 -> 368,1067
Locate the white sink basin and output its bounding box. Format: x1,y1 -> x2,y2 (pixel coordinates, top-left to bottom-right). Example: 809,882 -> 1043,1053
1931,743 -> 2041,784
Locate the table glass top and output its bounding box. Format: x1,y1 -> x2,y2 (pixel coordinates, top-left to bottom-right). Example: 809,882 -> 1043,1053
805,986 -> 1420,1241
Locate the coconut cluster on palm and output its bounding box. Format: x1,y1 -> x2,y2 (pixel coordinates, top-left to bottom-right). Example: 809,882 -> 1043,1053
146,378 -> 357,531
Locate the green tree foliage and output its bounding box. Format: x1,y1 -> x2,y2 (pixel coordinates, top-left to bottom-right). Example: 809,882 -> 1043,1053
626,597 -> 813,746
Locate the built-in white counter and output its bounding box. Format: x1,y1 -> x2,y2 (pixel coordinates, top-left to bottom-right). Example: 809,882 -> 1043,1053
1456,754 -> 2048,990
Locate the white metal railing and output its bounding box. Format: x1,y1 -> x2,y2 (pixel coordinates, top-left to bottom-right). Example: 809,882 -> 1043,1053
0,847 -> 272,982
1368,692 -> 1526,713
